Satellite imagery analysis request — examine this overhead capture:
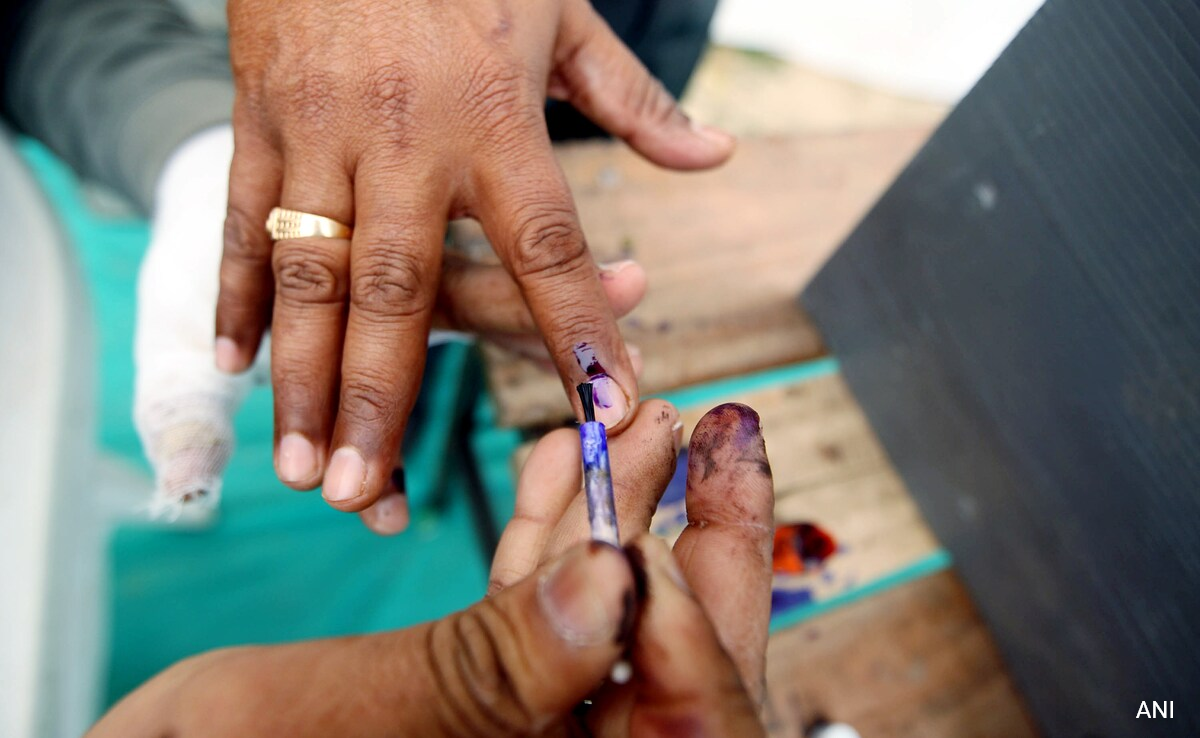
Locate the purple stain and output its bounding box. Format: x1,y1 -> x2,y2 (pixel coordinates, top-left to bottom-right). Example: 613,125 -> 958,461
573,342 -> 608,378
660,450 -> 688,505
580,420 -> 619,546
591,377 -> 617,410
650,450 -> 689,537
689,403 -> 770,481
574,343 -> 617,410
771,586 -> 815,614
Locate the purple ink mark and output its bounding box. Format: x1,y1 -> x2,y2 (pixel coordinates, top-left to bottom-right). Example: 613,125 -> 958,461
660,449 -> 688,505
688,403 -> 769,481
574,343 -> 618,410
771,586 -> 814,614
650,450 -> 689,538
573,342 -> 607,377
591,377 -> 618,410
580,420 -> 619,546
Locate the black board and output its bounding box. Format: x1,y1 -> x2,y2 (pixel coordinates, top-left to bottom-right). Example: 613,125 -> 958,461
802,1 -> 1200,736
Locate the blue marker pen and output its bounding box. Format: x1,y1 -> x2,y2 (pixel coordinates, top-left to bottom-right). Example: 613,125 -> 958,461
577,382 -> 619,547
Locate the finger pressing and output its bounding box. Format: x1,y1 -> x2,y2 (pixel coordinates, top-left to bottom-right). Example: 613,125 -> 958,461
476,148 -> 638,432
216,104 -> 283,373
553,0 -> 735,171
673,403 -> 775,704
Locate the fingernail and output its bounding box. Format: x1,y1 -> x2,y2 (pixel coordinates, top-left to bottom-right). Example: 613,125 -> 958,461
591,375 -> 630,428
628,344 -> 644,378
598,259 -> 637,280
359,490 -> 410,535
538,543 -> 632,646
690,119 -> 736,148
278,433 -> 317,484
672,420 -> 684,455
214,336 -> 241,373
323,447 -> 367,502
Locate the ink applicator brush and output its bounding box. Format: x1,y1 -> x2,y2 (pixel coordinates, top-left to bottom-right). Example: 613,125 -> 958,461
577,382 -> 620,547
577,382 -> 634,686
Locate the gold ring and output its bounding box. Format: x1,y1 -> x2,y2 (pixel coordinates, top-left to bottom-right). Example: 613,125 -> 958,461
266,207 -> 352,240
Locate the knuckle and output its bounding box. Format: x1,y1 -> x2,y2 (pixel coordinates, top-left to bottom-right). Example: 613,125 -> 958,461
628,74 -> 675,128
338,375 -> 393,425
362,61 -> 415,129
281,69 -> 340,127
461,62 -> 537,138
544,313 -> 609,347
350,251 -> 430,318
273,246 -> 346,305
508,206 -> 589,282
428,602 -> 538,735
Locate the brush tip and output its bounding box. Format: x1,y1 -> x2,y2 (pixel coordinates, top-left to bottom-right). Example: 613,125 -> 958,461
576,382 -> 596,423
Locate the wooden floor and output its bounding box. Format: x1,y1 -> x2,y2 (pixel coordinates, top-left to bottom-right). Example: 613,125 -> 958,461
764,572 -> 1039,738
475,49 -> 1040,737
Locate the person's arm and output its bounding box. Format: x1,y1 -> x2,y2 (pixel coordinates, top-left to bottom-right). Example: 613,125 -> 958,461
87,402 -> 772,736
1,0 -> 233,213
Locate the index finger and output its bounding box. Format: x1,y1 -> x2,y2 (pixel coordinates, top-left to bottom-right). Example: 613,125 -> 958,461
671,403 -> 776,704
475,143 -> 638,432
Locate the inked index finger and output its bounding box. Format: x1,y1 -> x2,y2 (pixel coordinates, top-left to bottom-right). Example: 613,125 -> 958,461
475,143 -> 638,433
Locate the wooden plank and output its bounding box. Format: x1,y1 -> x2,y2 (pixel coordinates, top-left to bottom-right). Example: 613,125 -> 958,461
468,127 -> 932,428
764,571 -> 1040,738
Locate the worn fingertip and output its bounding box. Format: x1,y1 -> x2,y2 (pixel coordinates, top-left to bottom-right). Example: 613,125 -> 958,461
688,402 -> 773,486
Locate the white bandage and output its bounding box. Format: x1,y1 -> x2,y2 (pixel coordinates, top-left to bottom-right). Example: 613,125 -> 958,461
134,124 -> 252,519
133,124 -> 470,520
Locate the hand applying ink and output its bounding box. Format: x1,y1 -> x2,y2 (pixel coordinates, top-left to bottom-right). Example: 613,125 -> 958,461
86,403 -> 772,737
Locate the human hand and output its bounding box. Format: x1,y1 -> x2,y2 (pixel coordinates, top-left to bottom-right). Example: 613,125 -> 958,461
358,254 -> 647,535
491,400 -> 777,710
136,125 -> 646,529
89,541 -> 761,737
89,403 -> 771,736
215,0 -> 734,514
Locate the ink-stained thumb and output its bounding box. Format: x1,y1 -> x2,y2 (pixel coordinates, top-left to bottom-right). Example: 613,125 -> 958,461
424,542 -> 635,736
